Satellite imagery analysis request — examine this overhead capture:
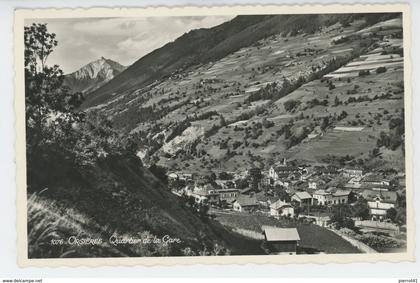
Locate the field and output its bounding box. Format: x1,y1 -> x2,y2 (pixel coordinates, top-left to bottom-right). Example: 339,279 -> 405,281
82,16 -> 406,174
212,210 -> 361,254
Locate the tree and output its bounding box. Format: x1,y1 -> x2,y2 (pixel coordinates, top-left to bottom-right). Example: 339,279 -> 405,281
219,172 -> 233,180
25,24 -> 84,154
386,207 -> 398,223
375,66 -> 387,74
149,164 -> 168,184
262,117 -> 274,128
25,23 -> 85,188
219,115 -> 227,127
284,99 -> 301,112
320,116 -> 331,131
334,96 -> 341,106
25,23 -> 132,191
329,204 -> 355,229
352,197 -> 370,220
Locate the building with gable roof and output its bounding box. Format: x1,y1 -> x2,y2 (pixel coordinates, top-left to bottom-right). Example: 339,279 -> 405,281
232,195 -> 259,212
291,191 -> 313,206
262,226 -> 300,255
361,189 -> 398,220
270,199 -> 294,218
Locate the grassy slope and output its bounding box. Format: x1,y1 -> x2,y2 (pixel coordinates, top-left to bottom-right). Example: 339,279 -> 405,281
28,154 -> 264,257
213,211 -> 361,254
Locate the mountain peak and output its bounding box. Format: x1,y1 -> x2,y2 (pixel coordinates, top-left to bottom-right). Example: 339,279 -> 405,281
63,57 -> 126,94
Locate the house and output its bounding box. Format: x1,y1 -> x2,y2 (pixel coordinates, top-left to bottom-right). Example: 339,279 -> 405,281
269,165 -> 300,181
331,189 -> 351,204
361,190 -> 398,220
216,188 -> 239,203
188,183 -> 219,204
298,213 -> 330,227
343,167 -> 364,178
312,189 -> 332,205
344,180 -> 362,190
312,189 -> 351,205
215,179 -> 236,189
260,176 -> 273,186
179,172 -> 195,181
168,172 -> 183,190
232,195 -> 259,212
167,172 -> 179,180
361,183 -> 390,191
308,181 -> 317,190
270,200 -> 294,218
239,187 -> 255,195
315,166 -> 339,176
360,174 -> 390,191
255,192 -> 278,208
291,191 -> 313,206
361,174 -> 390,187
262,226 -> 300,255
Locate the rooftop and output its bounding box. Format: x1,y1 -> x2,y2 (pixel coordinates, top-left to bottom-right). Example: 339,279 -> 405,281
293,191 -> 312,200
270,199 -> 292,210
361,189 -> 397,204
235,195 -> 259,207
313,189 -> 330,196
274,166 -> 299,172
332,189 -> 351,197
362,174 -> 389,183
262,226 -> 300,242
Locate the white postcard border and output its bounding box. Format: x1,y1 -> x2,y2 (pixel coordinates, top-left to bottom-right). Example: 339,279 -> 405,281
14,3 -> 415,267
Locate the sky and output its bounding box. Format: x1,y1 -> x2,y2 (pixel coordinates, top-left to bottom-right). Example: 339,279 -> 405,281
25,16 -> 234,74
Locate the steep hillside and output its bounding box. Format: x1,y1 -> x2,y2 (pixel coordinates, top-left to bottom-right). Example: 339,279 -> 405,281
80,14 -> 403,177
82,13 -> 399,108
64,57 -> 126,94
27,153 -> 264,258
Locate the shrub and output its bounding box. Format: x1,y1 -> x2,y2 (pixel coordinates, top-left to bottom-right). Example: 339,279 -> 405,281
284,99 -> 301,112
375,66 -> 387,74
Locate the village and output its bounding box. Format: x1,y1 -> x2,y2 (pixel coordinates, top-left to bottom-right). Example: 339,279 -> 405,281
167,159 -> 406,255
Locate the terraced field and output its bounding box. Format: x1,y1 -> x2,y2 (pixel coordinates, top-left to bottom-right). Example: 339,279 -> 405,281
89,16 -> 405,174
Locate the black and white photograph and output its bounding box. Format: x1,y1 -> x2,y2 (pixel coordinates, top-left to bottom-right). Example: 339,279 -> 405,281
14,5 -> 413,265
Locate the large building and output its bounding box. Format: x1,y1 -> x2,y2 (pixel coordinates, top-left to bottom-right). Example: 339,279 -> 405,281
312,189 -> 351,205
186,183 -> 219,204
216,188 -> 240,203
361,190 -> 398,220
343,167 -> 364,178
268,165 -> 300,182
312,189 -> 332,205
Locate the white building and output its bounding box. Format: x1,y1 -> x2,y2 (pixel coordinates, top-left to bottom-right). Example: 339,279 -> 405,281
312,190 -> 332,205
270,200 -> 294,218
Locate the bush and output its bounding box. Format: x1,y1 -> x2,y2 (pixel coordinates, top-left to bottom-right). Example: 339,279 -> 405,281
375,66 -> 387,74
262,118 -> 274,128
284,99 -> 301,112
